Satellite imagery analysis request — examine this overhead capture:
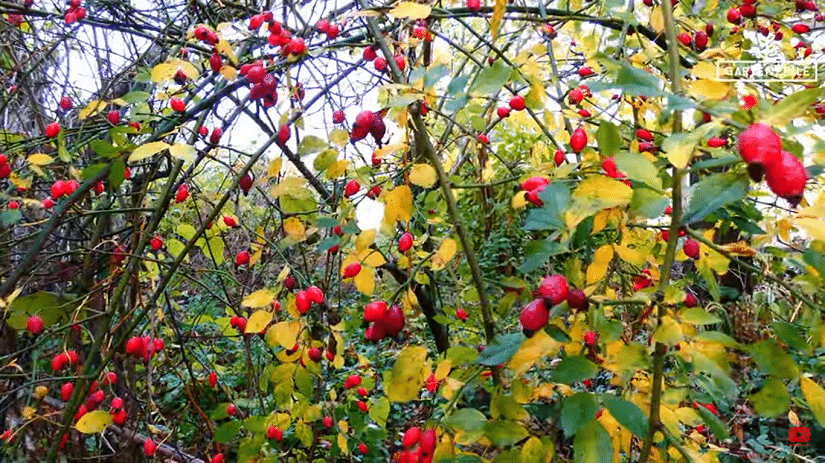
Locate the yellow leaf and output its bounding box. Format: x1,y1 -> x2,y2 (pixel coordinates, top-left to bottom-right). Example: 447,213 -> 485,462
150,63 -> 177,83
169,143 -> 195,163
795,218 -> 825,242
586,245 -> 614,285
266,320 -> 302,349
356,229 -> 376,252
591,209 -> 610,235
78,100 -> 106,120
353,266 -> 375,295
382,185 -> 413,226
284,217 -> 306,240
129,141 -> 170,162
389,1 -> 431,19
570,176 -> 632,226
688,79 -> 731,101
215,39 -> 238,65
409,163 -> 437,188
386,346 -> 428,402
434,359 -> 452,381
490,0 -> 506,40
788,410 -> 801,427
353,9 -> 382,17
219,65 -> 237,81
325,160 -> 348,180
267,158 -> 282,178
650,7 -> 664,33
358,249 -> 386,268
800,377 -> 825,427
512,192 -> 528,209
612,244 -> 646,266
26,153 -> 53,166
432,238 -> 457,271
75,410 -> 112,434
691,62 -> 718,80
245,310 -> 273,334
242,289 -> 275,308
507,330 -> 559,375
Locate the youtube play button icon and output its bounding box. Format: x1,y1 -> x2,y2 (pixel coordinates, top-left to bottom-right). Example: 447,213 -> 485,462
789,427 -> 810,444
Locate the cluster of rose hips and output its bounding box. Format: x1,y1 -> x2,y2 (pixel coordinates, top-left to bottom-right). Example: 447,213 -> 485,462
363,300 -> 406,341
676,23 -> 713,53
63,0 -> 87,25
392,427 -> 438,463
197,126 -> 223,144
315,19 -> 340,39
736,123 -> 807,206
245,13 -> 306,57
350,110 -> 386,144
519,274 -> 587,335
124,335 -> 165,363
240,60 -> 278,108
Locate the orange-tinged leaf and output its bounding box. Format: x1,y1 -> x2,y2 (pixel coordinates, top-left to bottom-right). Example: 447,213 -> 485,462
283,217 -> 306,240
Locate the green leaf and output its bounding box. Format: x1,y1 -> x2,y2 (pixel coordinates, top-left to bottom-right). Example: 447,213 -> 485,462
573,421 -> 612,463
90,140 -> 119,158
630,187 -> 669,219
424,64 -> 449,89
803,249 -> 825,281
477,332 -> 525,366
447,75 -> 469,96
177,224 -> 197,241
444,93 -> 468,113
614,151 -> 661,189
7,291 -> 70,330
601,395 -> 649,438
551,356 -> 598,384
748,339 -> 799,379
763,87 -> 824,127
214,420 -> 242,443
679,307 -> 722,325
297,135 -> 327,156
444,408 -> 486,444
368,396 -> 390,428
523,182 -> 571,231
770,321 -> 808,351
121,90 -> 151,104
81,163 -> 107,181
697,404 -> 729,439
483,420 -> 529,446
0,209 -> 21,226
682,172 -> 749,225
587,59 -> 662,97
109,157 -> 126,190
313,150 -> 336,172
595,121 -> 621,157
388,93 -> 421,108
519,238 -> 569,273
750,377 -> 790,418
561,393 -> 598,436
470,60 -> 512,95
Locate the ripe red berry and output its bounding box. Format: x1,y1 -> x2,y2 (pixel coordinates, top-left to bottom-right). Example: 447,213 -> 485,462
403,427 -> 421,447
210,52 -> 222,73
466,0 -> 480,11
554,150 -> 565,166
357,442 -> 368,454
307,347 -> 322,362
726,7 -> 742,24
267,424 -> 283,441
421,428 -> 436,455
373,57 -> 387,72
344,374 -> 361,389
106,110 -> 120,124
539,274 -> 569,307
45,122 -> 60,138
393,54 -> 406,71
520,299 -> 549,335
208,371 -> 217,388
144,439 -> 156,456
26,315 -> 43,334
363,46 -> 377,61
792,23 -> 810,34
566,288 -> 588,311
509,95 -> 525,111
226,403 -> 237,416
683,238 -> 700,259
737,123 -> 782,171
7,200 -> 18,210
456,308 -> 468,320
677,32 -> 691,46
174,183 -> 188,203
235,250 -> 250,266
765,150 -> 807,206
578,66 -> 594,77
60,382 -> 74,401
398,232 -> 413,252
496,106 -> 510,118
383,304 -> 405,336
111,397 -> 124,410
239,173 -> 253,196
276,124 -> 290,146
568,88 -> 584,105
170,98 -> 186,112
636,129 -> 653,141
295,290 -> 311,314
707,137 -> 727,148
583,330 -> 596,346
343,262 -> 362,278
739,3 -> 756,18
357,386 -> 368,397
149,236 -> 162,251
59,97 -> 73,111
569,127 -> 587,153
222,215 -> 237,227
684,292 -> 697,307
693,31 -> 708,52
332,110 -> 345,123
478,134 -> 489,144
344,179 -> 360,198
210,454 -> 224,463
363,300 -> 387,322
210,127 -> 222,144
356,400 -> 368,412
323,415 -> 333,427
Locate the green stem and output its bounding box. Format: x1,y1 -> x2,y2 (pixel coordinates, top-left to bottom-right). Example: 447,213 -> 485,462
639,1 -> 684,460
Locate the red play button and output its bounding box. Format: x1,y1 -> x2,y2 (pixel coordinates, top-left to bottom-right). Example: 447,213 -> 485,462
789,427 -> 810,443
